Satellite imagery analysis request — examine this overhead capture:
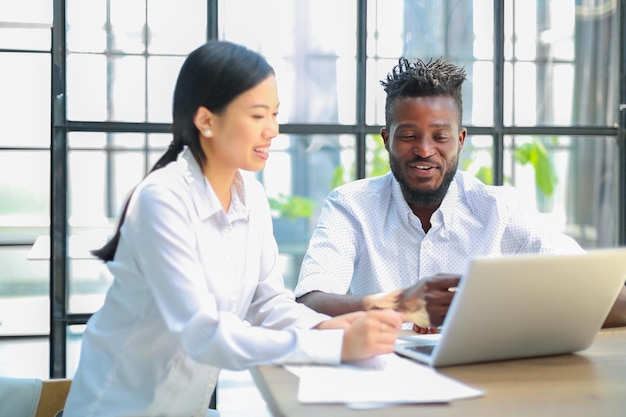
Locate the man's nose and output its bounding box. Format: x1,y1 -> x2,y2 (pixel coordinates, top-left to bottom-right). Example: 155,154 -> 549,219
412,137 -> 435,158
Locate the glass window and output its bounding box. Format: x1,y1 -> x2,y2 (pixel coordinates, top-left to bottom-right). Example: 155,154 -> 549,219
0,0 -> 53,365
219,0 -> 358,125
0,151 -> 49,243
365,134 -> 390,178
260,133 -> 356,288
3,0 -> 623,380
367,0 -> 493,127
69,133 -> 148,224
147,0 -> 207,55
0,24 -> 51,51
503,0 -> 619,126
503,135 -> 620,248
0,0 -> 52,27
459,135 -> 495,185
65,0 -> 205,123
0,53 -> 51,148
262,134 -> 357,237
0,246 -> 49,336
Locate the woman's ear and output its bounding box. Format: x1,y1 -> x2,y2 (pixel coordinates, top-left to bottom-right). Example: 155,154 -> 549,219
194,106 -> 214,138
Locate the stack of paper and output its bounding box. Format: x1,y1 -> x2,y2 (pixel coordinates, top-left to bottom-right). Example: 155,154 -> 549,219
286,353 -> 484,408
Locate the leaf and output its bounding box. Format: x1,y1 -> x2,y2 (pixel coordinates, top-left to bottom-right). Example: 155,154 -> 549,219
514,139 -> 557,197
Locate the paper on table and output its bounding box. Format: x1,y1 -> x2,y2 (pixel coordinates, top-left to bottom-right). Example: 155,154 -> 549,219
286,353 -> 484,406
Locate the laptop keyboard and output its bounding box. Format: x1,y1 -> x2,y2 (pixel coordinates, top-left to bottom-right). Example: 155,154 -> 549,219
405,344 -> 436,356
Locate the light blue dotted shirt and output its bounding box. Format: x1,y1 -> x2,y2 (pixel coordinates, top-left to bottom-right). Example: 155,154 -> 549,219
295,171 -> 584,297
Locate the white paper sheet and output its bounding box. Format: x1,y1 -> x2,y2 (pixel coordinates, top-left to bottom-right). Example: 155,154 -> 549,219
286,353 -> 484,407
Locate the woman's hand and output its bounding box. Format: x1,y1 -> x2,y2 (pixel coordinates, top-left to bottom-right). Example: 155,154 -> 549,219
338,309 -> 403,362
315,310 -> 367,330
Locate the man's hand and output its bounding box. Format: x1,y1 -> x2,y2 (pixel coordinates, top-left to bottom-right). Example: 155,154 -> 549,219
397,274 -> 460,327
363,274 -> 460,328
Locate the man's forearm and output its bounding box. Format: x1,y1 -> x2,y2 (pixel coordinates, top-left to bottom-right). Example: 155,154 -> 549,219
296,290 -> 401,316
296,291 -> 370,316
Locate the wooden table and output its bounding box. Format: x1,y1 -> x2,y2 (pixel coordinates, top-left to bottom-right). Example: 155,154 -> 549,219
251,327 -> 626,417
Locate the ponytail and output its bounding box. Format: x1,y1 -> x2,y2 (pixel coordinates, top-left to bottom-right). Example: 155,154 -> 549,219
91,141 -> 184,262
93,40 -> 274,262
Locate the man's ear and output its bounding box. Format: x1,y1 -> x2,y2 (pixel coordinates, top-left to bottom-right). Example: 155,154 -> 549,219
458,127 -> 467,151
381,127 -> 390,151
193,106 -> 214,136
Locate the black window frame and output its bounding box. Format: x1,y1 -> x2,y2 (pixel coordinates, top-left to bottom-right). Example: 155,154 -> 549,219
36,0 -> 626,377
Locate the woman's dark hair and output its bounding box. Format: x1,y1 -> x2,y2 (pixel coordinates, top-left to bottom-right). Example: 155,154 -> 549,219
380,57 -> 466,130
92,40 -> 274,261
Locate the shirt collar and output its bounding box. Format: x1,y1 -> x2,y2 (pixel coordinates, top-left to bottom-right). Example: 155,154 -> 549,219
390,171 -> 460,230
180,148 -> 250,222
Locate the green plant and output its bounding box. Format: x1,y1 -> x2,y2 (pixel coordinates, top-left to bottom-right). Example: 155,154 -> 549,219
513,138 -> 557,196
268,193 -> 316,220
466,137 -> 557,198
331,134 -> 390,189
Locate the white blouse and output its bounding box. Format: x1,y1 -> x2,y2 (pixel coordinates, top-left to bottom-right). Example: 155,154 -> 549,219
64,148 -> 341,417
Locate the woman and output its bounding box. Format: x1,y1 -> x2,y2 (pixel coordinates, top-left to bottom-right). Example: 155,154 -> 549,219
62,40 -> 403,417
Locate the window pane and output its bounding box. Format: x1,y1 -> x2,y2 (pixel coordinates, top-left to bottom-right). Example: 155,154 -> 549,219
0,337 -> 49,378
460,135 -> 495,185
367,0 -> 493,126
66,0 -> 108,53
69,143 -> 147,226
0,246 -> 49,336
0,53 -> 50,147
504,0 -> 619,126
67,132 -> 169,314
67,325 -> 85,378
260,134 -> 356,288
66,53 -> 108,121
219,0 -> 358,124
0,151 -> 49,243
147,56 -> 186,123
69,257 -> 112,314
0,2 -> 52,346
147,0 -> 207,54
504,135 -> 619,249
365,134 -> 390,178
0,26 -> 50,50
0,0 -> 52,26
110,0 -> 147,54
110,56 -> 147,121
66,0 -> 200,123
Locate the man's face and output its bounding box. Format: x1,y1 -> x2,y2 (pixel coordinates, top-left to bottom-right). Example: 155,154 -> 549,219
381,95 -> 466,208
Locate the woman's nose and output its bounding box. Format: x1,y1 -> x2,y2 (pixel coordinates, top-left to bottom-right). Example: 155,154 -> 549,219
265,119 -> 279,139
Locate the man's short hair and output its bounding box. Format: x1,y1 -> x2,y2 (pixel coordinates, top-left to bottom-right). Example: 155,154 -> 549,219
380,57 -> 466,129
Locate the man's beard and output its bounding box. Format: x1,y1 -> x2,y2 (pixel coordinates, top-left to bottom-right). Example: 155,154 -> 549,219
389,155 -> 458,208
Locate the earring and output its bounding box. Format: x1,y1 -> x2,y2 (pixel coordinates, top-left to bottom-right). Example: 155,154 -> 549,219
203,129 -> 212,137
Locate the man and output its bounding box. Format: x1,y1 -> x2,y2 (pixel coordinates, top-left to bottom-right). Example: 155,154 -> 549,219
295,57 -> 626,331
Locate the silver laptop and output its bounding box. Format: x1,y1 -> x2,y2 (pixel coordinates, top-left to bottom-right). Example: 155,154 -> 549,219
394,248 -> 626,367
